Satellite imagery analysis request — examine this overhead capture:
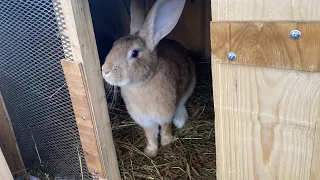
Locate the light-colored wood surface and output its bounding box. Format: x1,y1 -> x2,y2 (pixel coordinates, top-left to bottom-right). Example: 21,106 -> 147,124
212,63 -> 320,179
0,93 -> 28,179
211,22 -> 320,72
211,0 -> 320,179
59,0 -> 120,179
211,0 -> 320,21
0,148 -> 13,180
61,60 -> 104,178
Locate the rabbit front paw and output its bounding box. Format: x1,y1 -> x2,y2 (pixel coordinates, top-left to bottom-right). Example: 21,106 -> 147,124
144,146 -> 158,157
161,134 -> 173,146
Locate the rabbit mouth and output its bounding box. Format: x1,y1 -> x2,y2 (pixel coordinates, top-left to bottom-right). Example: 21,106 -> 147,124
102,71 -> 128,87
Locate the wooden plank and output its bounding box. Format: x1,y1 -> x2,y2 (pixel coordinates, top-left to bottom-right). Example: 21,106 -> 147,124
0,93 -> 28,179
58,0 -> 120,179
61,60 -> 105,178
0,148 -> 13,180
212,63 -> 320,179
211,22 -> 320,72
311,121 -> 320,179
210,0 -> 320,179
211,0 -> 320,22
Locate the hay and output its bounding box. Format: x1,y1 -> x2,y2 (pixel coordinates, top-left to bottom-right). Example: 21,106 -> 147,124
107,54 -> 216,180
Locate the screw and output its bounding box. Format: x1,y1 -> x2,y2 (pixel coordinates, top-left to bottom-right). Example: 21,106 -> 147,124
82,116 -> 86,120
94,170 -> 98,174
227,52 -> 236,61
290,30 -> 301,40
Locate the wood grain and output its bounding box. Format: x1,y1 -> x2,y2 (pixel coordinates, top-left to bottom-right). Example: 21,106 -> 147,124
211,22 -> 320,72
0,148 -> 13,180
212,63 -> 320,179
211,0 -> 320,22
61,60 -> 104,178
0,93 -> 28,179
59,0 -> 120,179
210,0 -> 320,179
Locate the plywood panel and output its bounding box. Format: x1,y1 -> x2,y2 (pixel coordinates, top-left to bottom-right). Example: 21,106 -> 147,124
0,93 -> 28,179
211,22 -> 320,72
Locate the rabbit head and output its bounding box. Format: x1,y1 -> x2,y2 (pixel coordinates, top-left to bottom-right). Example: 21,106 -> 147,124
101,0 -> 186,87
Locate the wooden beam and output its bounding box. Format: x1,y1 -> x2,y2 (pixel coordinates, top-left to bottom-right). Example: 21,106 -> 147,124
0,148 -> 13,180
0,93 -> 28,179
58,0 -> 120,179
211,22 -> 320,72
211,0 -> 320,179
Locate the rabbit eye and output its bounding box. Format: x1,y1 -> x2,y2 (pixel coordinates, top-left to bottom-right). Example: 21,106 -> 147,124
131,50 -> 139,58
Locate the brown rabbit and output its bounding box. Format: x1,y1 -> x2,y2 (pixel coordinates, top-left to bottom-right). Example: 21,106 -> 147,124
101,0 -> 196,157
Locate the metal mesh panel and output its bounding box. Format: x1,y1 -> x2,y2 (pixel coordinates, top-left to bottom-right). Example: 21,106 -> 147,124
0,0 -> 94,179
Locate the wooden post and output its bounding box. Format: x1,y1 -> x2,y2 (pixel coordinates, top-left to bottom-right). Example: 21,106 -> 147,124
211,0 -> 320,179
58,0 -> 120,179
0,93 -> 28,179
0,148 -> 13,180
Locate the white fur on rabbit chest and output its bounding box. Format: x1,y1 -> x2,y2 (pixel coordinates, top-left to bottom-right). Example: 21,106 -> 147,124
120,77 -> 177,128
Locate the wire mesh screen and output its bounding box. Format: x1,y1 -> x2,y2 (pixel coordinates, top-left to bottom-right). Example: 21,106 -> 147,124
0,0 -> 94,179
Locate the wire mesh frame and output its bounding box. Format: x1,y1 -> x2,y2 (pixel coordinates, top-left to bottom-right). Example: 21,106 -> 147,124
0,0 -> 97,179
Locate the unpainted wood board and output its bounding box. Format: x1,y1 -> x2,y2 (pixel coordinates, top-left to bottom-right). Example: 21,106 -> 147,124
59,0 -> 120,179
61,60 -> 104,178
211,0 -> 320,21
311,120 -> 320,180
211,22 -> 320,72
0,148 -> 13,180
212,62 -> 320,180
211,0 -> 320,179
0,93 -> 28,179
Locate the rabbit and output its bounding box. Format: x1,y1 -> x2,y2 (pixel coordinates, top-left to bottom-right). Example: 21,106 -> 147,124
101,0 -> 196,157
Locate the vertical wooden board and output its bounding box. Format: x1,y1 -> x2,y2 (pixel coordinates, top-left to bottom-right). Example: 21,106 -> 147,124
61,60 -> 104,178
0,93 -> 28,179
0,148 -> 13,180
311,120 -> 320,180
59,0 -> 120,179
211,0 -> 320,179
212,63 -> 320,179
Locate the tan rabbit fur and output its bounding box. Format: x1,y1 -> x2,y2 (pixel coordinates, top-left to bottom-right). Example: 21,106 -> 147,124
101,0 -> 196,157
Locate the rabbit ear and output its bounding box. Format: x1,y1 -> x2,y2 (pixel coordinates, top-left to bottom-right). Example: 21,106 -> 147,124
139,0 -> 186,51
130,0 -> 145,35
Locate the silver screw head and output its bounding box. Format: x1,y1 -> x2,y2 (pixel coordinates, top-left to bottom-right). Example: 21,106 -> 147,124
290,30 -> 301,40
94,170 -> 98,174
82,116 -> 86,120
227,52 -> 236,61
